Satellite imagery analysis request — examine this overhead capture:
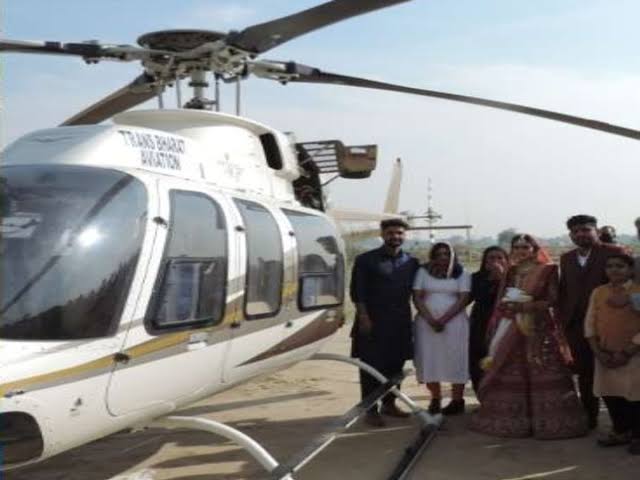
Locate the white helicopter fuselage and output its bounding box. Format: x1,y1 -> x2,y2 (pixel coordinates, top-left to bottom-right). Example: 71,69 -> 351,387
0,109 -> 346,469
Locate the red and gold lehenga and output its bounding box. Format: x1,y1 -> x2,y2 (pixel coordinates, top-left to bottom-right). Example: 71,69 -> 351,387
469,261 -> 588,439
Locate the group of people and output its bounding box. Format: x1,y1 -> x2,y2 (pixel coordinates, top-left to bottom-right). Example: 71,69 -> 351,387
350,215 -> 640,455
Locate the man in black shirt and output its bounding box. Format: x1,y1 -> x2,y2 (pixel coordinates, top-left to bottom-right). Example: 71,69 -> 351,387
350,218 -> 419,427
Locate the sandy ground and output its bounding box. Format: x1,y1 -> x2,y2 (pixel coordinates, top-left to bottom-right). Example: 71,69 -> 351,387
6,328 -> 640,480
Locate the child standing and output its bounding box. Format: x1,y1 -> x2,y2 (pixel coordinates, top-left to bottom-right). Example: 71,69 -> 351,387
585,254 -> 640,454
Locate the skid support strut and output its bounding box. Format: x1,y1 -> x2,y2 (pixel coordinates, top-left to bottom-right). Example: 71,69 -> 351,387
267,353 -> 442,480
311,353 -> 440,428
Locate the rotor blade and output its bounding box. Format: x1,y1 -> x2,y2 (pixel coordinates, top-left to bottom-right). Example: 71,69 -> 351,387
0,37 -> 174,61
61,74 -> 159,126
284,64 -> 640,141
0,38 -> 102,57
228,0 -> 410,54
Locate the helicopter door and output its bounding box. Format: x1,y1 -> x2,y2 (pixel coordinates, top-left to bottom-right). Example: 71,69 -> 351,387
106,181 -> 230,415
222,198 -> 288,383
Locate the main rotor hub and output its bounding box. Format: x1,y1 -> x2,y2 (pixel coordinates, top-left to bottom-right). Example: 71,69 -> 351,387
137,29 -> 226,52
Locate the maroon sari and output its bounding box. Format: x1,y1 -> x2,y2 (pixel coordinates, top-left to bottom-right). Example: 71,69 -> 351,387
469,263 -> 588,439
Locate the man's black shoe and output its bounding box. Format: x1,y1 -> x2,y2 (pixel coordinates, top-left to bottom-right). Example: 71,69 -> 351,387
364,411 -> 386,427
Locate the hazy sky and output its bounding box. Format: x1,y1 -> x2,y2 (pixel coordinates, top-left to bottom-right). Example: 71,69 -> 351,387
3,1 -> 640,238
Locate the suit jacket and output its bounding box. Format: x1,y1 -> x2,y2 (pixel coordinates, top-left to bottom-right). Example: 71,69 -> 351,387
558,242 -> 627,333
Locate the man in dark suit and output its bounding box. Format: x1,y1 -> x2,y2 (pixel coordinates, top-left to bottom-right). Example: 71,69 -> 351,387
350,218 -> 419,427
558,214 -> 627,429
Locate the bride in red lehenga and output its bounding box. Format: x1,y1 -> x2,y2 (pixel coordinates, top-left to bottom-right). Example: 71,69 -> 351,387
470,234 -> 588,439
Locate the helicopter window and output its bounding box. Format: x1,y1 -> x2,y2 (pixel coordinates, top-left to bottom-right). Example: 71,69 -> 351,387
149,191 -> 227,330
283,210 -> 344,311
0,165 -> 147,340
234,199 -> 283,319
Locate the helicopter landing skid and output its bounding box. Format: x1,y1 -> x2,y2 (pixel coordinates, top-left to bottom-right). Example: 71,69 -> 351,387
148,354 -> 440,480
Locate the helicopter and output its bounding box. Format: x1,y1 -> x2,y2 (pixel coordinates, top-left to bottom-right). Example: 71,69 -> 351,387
2,0 -> 640,477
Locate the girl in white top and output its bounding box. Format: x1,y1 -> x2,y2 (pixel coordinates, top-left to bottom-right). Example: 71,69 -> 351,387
413,242 -> 471,415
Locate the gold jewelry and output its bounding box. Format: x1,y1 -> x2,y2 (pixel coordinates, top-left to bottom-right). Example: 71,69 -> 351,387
514,263 -> 534,288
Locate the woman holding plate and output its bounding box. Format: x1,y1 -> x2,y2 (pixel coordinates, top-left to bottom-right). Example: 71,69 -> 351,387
470,234 -> 587,439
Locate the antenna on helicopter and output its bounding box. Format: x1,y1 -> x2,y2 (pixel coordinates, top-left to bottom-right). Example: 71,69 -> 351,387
235,76 -> 242,116
156,86 -> 164,109
214,74 -> 221,112
175,78 -> 182,107
423,178 -> 442,243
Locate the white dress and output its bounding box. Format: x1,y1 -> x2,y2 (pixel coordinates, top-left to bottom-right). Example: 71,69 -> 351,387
413,268 -> 471,383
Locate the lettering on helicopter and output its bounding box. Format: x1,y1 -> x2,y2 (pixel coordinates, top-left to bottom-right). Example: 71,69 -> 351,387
117,129 -> 185,171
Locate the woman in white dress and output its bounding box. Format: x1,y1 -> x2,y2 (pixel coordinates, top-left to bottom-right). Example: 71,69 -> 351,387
413,242 -> 471,415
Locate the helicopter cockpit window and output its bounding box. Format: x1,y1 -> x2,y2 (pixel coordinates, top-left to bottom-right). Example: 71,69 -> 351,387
234,199 -> 283,319
148,191 -> 227,330
0,165 -> 147,340
283,210 -> 344,311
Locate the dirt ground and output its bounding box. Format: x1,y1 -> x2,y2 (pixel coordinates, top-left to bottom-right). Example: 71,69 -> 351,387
6,328 -> 639,480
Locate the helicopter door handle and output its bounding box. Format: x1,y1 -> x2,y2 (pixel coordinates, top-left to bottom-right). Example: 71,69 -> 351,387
188,332 -> 208,350
113,352 -> 130,365
187,341 -> 207,351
